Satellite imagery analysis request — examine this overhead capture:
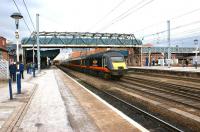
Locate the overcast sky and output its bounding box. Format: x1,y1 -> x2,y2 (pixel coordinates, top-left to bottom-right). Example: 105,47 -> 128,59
1,0 -> 200,46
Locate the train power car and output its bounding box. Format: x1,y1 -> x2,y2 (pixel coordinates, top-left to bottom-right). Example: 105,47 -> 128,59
61,50 -> 127,79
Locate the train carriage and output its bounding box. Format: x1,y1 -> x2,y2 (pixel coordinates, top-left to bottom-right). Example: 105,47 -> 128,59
61,50 -> 127,79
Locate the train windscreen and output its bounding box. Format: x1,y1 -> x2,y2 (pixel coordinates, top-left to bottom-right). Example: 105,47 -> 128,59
110,56 -> 124,62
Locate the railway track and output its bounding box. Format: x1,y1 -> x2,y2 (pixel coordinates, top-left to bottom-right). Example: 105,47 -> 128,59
86,82 -> 183,132
128,71 -> 200,84
124,75 -> 200,97
120,75 -> 200,110
59,66 -> 184,132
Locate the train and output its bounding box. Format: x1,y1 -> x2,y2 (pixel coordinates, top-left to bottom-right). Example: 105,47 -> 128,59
60,50 -> 128,79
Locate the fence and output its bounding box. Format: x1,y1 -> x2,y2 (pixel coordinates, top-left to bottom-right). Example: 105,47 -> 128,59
0,59 -> 9,80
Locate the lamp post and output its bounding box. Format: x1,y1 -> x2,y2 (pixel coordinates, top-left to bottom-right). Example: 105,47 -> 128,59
11,12 -> 23,94
32,33 -> 36,77
167,20 -> 171,68
194,39 -> 199,69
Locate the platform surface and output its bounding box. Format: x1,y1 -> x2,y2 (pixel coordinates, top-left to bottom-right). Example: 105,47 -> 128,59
0,68 -> 147,132
128,66 -> 200,72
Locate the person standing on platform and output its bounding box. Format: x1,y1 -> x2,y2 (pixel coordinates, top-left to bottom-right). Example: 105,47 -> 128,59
9,62 -> 17,82
19,63 -> 24,79
145,57 -> 148,66
27,63 -> 30,74
152,58 -> 155,66
186,59 -> 189,67
30,62 -> 33,73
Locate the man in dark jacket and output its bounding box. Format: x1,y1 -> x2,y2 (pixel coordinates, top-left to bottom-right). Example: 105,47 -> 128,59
19,63 -> 24,79
9,62 -> 17,82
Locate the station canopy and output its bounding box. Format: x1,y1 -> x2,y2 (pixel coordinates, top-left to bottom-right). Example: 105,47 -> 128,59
25,49 -> 60,58
21,32 -> 142,48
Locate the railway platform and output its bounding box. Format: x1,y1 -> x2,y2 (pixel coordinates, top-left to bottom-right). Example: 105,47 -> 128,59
128,66 -> 200,77
0,71 -> 36,132
0,67 -> 148,132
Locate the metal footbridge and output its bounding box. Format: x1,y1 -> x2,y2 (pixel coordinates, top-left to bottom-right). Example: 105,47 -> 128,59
21,32 -> 142,48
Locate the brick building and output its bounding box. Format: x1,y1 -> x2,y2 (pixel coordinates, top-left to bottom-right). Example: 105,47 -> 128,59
0,36 -> 8,60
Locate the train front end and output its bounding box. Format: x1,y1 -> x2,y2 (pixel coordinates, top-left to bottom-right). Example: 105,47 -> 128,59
106,52 -> 128,78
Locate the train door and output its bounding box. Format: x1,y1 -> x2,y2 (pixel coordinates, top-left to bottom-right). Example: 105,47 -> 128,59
102,57 -> 107,67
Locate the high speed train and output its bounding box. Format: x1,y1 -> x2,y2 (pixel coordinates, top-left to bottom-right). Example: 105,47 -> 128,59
61,50 -> 127,79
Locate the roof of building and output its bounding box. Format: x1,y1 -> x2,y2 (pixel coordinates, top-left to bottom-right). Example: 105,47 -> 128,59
0,45 -> 7,52
25,49 -> 60,58
0,36 -> 6,40
142,47 -> 198,53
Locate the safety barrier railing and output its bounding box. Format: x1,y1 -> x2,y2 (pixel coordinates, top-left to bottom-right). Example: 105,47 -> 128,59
0,59 -> 9,80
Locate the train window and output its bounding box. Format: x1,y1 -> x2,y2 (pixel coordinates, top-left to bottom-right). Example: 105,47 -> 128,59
93,60 -> 98,66
85,60 -> 89,66
102,58 -> 104,67
83,60 -> 85,65
110,57 -> 124,62
89,59 -> 93,66
97,58 -> 102,66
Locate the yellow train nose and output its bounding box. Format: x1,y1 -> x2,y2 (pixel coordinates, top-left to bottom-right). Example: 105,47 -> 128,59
112,62 -> 127,70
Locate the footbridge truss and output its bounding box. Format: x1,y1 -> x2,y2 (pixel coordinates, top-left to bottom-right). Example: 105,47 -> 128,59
21,32 -> 142,48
